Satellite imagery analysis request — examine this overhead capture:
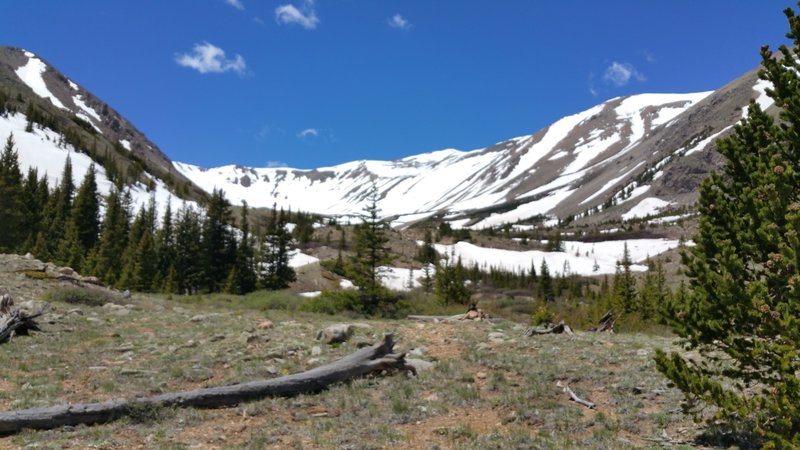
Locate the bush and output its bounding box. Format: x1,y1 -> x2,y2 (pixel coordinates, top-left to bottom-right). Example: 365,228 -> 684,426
44,285 -> 118,307
530,304 -> 556,326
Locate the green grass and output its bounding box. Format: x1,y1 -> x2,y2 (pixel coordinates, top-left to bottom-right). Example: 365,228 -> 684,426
0,288 -> 702,449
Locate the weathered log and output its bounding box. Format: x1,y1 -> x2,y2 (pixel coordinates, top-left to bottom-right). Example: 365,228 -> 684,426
523,320 -> 574,336
591,309 -> 616,332
407,314 -> 466,322
0,295 -> 45,344
0,333 -> 414,434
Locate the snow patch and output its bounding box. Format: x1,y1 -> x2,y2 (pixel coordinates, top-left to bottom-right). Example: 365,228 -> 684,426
15,54 -> 66,110
622,197 -> 671,220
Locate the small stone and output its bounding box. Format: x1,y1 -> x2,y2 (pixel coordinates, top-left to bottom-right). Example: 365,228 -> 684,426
406,358 -> 435,372
265,365 -> 279,375
209,334 -> 226,342
476,371 -> 488,380
257,319 -> 274,329
311,346 -> 322,356
488,332 -> 505,339
409,347 -> 426,356
476,343 -> 491,351
239,332 -> 258,344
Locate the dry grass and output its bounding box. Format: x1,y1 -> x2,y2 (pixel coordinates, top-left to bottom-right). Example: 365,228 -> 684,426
0,288 -> 703,449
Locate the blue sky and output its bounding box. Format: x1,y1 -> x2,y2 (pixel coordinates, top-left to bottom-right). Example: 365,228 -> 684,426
0,1 -> 792,169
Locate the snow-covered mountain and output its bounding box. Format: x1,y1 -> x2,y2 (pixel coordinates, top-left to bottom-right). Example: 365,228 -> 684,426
0,45 -> 773,229
175,68 -> 772,228
0,47 -> 205,212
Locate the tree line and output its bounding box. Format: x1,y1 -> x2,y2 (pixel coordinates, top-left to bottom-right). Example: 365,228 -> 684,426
0,133 -> 297,295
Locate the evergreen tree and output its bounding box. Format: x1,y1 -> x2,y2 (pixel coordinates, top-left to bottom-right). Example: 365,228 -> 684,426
86,188 -> 130,284
174,204 -> 203,294
434,252 -> 470,305
44,156 -> 74,259
70,163 -> 100,253
612,243 -> 637,314
119,198 -> 157,291
229,201 -> 258,294
154,200 -> 176,293
20,167 -> 48,252
260,207 -> 296,290
0,134 -> 24,252
638,258 -> 667,321
200,189 -> 235,292
348,182 -> 395,314
537,260 -> 554,302
416,228 -> 437,265
655,8 -> 800,446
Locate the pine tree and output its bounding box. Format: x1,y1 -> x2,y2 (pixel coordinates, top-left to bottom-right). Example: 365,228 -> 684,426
348,182 -> 395,314
70,163 -> 100,253
200,189 -> 235,292
612,243 -> 637,314
434,252 -> 470,305
86,188 -> 130,284
655,8 -> 800,446
0,134 -> 24,252
174,204 -> 203,294
638,258 -> 666,321
537,260 -> 554,302
229,201 -> 257,294
260,207 -> 296,290
20,167 -> 49,252
154,200 -> 176,293
44,156 -> 74,260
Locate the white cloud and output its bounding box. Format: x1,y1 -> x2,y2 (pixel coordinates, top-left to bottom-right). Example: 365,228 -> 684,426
275,0 -> 319,30
297,128 -> 319,140
225,0 -> 244,10
388,14 -> 411,30
175,42 -> 246,75
603,61 -> 645,87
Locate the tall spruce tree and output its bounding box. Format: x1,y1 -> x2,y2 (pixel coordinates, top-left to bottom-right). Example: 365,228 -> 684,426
612,242 -> 637,314
86,188 -> 130,284
260,207 -> 295,290
20,167 -> 49,252
0,134 -> 23,252
44,156 -> 74,259
655,7 -> 800,447
201,189 -> 235,292
70,163 -> 100,253
227,201 -> 258,294
348,182 -> 394,314
174,204 -> 203,294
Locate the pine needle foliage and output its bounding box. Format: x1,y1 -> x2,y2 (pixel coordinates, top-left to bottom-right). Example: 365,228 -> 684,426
655,6 -> 800,447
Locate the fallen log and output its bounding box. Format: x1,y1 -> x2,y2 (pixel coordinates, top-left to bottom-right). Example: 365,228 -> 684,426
407,314 -> 466,322
0,295 -> 46,344
523,320 -> 574,336
0,333 -> 414,434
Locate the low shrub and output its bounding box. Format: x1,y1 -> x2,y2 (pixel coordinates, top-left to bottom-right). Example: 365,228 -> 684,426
44,285 -> 117,307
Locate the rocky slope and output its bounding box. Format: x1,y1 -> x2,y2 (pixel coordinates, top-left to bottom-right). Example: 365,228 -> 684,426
177,68 -> 772,228
0,46 -> 206,209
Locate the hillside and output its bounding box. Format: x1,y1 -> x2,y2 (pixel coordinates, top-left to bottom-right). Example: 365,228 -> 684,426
0,47 -> 206,210
176,68 -> 772,229
0,254 -> 703,449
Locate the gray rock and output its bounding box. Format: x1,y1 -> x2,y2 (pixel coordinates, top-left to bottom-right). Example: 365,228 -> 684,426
311,346 -> 322,356
316,324 -> 354,344
405,358 -> 435,372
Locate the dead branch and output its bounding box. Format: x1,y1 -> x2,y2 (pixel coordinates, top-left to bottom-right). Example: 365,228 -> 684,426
523,320 -> 574,336
0,333 -> 414,434
557,381 -> 595,409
